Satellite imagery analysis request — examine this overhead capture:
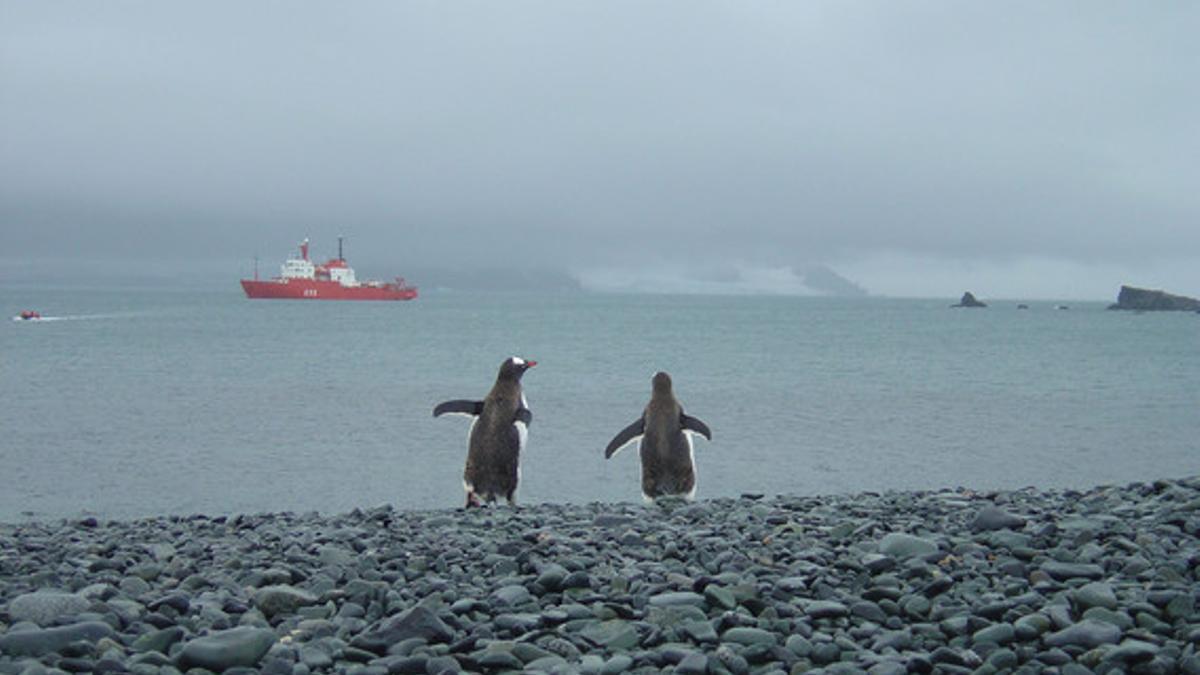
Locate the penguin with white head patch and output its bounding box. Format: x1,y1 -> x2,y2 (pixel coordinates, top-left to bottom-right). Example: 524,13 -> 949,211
434,356 -> 536,507
605,371 -> 712,502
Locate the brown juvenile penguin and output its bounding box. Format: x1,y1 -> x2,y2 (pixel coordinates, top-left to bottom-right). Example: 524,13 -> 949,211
604,371 -> 712,502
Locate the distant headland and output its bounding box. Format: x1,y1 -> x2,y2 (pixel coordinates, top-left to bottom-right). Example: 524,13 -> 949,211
1107,285 -> 1200,312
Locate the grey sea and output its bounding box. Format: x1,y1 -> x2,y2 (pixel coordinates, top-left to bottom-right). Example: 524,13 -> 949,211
2,287 -> 1197,523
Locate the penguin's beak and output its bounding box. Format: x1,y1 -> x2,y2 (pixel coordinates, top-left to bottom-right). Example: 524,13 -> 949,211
525,360 -> 538,368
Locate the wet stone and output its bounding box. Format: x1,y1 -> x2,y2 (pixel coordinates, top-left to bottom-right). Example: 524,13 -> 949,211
682,620 -> 718,643
0,621 -> 116,658
130,626 -> 184,654
807,600 -> 850,620
1107,639 -> 1159,664
704,585 -> 737,610
721,627 -> 777,646
601,654 -> 634,675
648,591 -> 705,608
972,622 -> 1015,645
1074,582 -> 1118,611
1043,620 -> 1122,649
581,620 -> 640,650
177,627 -> 277,671
490,584 -> 532,607
969,506 -> 1027,532
253,585 -> 318,619
7,592 -> 92,626
1013,613 -> 1052,639
1083,606 -> 1134,631
878,533 -> 938,559
676,652 -> 709,675
1040,561 -> 1105,581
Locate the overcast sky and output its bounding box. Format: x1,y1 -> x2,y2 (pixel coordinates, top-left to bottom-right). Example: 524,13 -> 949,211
2,2 -> 1197,298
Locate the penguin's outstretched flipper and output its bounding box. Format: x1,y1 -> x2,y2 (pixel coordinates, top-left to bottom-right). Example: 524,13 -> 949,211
433,400 -> 484,417
604,418 -> 645,459
680,413 -> 712,441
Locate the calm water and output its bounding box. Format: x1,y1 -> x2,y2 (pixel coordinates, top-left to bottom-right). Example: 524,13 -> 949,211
2,287 -> 1198,522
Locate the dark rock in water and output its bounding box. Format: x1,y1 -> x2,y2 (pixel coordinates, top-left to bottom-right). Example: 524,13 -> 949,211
952,292 -> 987,308
177,627 -> 277,671
350,605 -> 455,654
1108,285 -> 1200,311
0,621 -> 115,657
1017,304 -> 1029,309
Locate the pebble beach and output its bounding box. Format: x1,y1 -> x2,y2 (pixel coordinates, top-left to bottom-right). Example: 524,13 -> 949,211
2,478 -> 1199,675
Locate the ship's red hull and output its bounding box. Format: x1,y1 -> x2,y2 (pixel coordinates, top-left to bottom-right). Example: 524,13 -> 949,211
241,279 -> 418,301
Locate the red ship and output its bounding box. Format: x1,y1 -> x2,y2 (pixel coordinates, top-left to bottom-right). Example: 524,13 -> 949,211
241,238 -> 418,301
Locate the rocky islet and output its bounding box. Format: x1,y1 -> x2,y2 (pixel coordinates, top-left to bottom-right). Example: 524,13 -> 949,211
1,477 -> 1199,674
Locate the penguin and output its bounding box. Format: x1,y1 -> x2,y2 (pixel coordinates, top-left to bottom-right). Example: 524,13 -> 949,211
434,356 -> 536,507
604,371 -> 712,502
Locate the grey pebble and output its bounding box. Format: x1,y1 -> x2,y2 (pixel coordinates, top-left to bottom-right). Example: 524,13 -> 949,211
1043,619 -> 1123,649
177,626 -> 277,671
877,533 -> 938,559
676,652 -> 709,675
1040,561 -> 1105,581
0,621 -> 115,657
969,506 -> 1026,532
6,592 -> 91,627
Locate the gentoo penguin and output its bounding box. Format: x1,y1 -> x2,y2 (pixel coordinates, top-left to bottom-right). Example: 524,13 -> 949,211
433,356 -> 536,507
604,371 -> 712,502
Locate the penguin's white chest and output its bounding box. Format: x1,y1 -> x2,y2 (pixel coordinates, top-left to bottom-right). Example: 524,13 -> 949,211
515,393 -> 529,450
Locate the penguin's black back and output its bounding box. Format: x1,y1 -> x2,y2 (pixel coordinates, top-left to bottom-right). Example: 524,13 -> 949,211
638,373 -> 696,499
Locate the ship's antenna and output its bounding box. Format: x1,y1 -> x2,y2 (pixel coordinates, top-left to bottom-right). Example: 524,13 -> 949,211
253,255 -> 259,281
338,236 -> 344,261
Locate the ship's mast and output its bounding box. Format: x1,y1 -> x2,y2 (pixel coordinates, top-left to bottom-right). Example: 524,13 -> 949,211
338,236 -> 344,261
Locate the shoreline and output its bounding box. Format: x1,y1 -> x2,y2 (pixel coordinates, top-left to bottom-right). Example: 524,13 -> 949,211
2,478 -> 1199,673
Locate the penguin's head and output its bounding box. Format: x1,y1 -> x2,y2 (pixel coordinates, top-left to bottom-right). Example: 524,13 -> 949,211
651,371 -> 673,395
499,356 -> 537,381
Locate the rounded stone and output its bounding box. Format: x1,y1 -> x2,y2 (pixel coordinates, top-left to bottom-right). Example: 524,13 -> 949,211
878,533 -> 938,559
177,627 -> 277,671
7,592 -> 92,626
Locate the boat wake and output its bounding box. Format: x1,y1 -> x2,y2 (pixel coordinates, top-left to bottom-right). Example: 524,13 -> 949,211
12,313 -> 120,323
